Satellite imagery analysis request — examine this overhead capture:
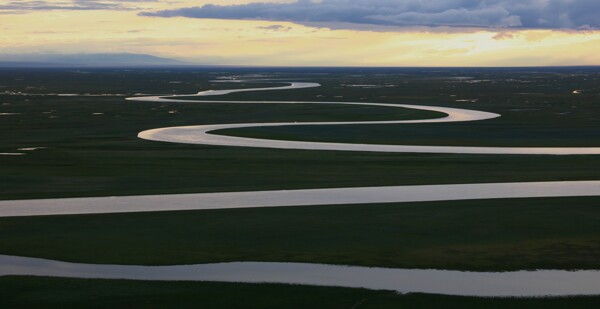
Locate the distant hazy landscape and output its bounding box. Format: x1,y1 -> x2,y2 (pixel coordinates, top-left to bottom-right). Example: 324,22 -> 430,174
0,53 -> 186,68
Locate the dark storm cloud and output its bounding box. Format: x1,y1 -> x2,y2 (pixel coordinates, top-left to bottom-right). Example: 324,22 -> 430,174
140,0 -> 600,30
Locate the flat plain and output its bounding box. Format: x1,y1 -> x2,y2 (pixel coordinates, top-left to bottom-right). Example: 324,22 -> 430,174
1,67 -> 600,307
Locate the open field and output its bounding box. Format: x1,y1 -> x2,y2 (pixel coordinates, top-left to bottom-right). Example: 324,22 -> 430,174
1,197 -> 599,271
2,68 -> 600,200
2,277 -> 600,309
1,67 -> 600,306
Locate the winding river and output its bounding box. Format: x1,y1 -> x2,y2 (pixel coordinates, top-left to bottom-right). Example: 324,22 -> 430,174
2,254 -> 599,297
0,181 -> 599,217
2,79 -> 600,297
131,81 -> 600,155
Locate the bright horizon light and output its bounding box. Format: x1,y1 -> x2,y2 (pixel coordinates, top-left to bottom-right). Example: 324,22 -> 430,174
1,0 -> 599,66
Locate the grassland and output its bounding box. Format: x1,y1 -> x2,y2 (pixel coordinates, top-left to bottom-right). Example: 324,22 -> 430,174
1,197 -> 599,271
1,68 -> 600,200
1,67 -> 600,307
184,68 -> 600,146
2,276 -> 600,309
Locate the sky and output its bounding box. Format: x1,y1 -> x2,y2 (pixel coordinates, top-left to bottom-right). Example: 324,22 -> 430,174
1,0 -> 600,66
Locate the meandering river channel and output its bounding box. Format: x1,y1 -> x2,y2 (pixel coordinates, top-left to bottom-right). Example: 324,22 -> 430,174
2,80 -> 600,297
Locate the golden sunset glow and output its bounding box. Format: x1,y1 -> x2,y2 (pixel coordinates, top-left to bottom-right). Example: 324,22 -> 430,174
1,0 -> 599,66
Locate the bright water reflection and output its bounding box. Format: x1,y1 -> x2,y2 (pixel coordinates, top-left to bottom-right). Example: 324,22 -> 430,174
1,255 -> 599,297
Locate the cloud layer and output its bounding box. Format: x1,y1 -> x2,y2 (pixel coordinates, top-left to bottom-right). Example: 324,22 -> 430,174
0,0 -> 156,12
141,0 -> 600,30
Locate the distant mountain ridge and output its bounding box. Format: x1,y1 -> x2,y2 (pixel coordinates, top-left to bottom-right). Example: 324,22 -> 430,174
0,53 -> 187,67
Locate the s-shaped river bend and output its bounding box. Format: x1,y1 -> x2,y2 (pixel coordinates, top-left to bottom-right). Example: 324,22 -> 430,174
2,80 -> 600,297
133,81 -> 600,155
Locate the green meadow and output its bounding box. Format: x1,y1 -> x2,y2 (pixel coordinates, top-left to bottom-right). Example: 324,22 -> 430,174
1,277 -> 599,309
1,67 -> 599,307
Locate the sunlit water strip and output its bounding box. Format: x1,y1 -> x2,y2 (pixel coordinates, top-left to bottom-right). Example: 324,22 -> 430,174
1,255 -> 599,297
1,181 -> 599,217
130,81 -> 600,155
